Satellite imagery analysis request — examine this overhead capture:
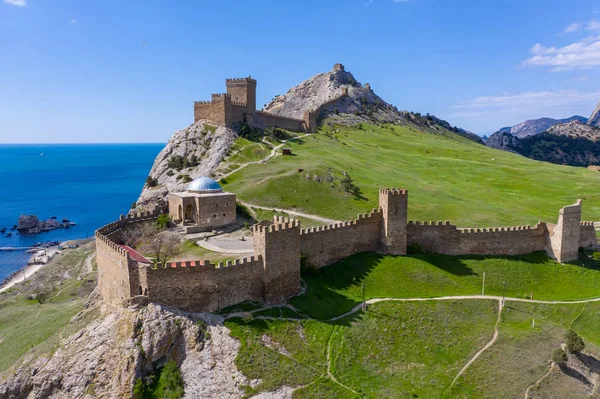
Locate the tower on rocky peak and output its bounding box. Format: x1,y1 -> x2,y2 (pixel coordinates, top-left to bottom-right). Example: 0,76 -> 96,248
333,63 -> 345,72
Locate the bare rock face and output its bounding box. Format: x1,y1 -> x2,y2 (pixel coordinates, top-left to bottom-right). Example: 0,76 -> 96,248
546,120 -> 600,141
0,303 -> 253,399
17,215 -> 39,231
588,101 -> 600,128
134,122 -> 238,212
486,130 -> 520,151
263,65 -> 403,125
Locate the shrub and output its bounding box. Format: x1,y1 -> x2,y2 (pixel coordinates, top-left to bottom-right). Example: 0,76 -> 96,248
552,348 -> 568,365
340,173 -> 362,198
133,378 -> 145,399
156,214 -> 171,230
156,360 -> 184,399
36,291 -> 48,304
146,176 -> 158,188
166,170 -> 175,177
565,329 -> 585,354
131,202 -> 137,210
189,155 -> 199,167
167,156 -> 186,171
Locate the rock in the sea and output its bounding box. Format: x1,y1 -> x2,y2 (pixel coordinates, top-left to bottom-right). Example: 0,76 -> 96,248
17,215 -> 39,231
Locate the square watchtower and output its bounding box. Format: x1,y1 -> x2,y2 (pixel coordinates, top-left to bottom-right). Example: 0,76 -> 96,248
226,77 -> 257,112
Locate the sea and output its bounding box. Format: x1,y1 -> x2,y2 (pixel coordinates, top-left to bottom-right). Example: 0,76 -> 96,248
0,144 -> 164,282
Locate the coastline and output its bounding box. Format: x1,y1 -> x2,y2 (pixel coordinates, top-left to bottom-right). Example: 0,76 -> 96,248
0,239 -> 93,294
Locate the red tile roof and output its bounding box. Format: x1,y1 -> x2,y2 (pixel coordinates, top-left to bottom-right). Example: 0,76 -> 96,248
119,245 -> 152,264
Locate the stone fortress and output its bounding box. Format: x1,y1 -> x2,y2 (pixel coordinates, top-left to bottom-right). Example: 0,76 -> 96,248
96,180 -> 598,313
192,64 -> 349,133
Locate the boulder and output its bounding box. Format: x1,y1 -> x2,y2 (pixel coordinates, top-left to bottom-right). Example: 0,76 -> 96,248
17,215 -> 39,231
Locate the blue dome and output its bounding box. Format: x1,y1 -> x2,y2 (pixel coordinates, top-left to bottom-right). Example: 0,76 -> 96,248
186,176 -> 222,193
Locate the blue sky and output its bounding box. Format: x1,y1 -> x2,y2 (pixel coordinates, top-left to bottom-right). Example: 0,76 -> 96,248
1,0 -> 599,143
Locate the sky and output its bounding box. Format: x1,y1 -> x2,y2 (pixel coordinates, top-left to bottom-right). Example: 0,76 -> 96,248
1,0 -> 600,143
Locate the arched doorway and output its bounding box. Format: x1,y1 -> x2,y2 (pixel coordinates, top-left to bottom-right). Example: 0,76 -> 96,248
178,204 -> 183,222
184,204 -> 195,224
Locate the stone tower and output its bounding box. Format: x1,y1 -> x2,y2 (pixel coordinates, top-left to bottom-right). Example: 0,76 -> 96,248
252,217 -> 301,304
226,77 -> 257,112
548,200 -> 582,262
379,188 -> 408,255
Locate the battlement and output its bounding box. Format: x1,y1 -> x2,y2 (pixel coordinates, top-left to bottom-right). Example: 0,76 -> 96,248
231,101 -> 247,107
211,93 -> 231,100
300,208 -> 382,235
226,76 -> 257,84
380,188 -> 408,197
194,100 -> 212,105
251,219 -> 300,234
149,255 -> 262,271
459,223 -> 541,233
581,221 -> 595,226
408,221 -> 452,226
254,110 -> 305,123
334,63 -> 345,71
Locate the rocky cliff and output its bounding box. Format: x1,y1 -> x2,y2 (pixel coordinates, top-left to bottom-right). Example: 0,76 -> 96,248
498,116 -> 588,138
134,122 -> 237,212
0,302 -> 259,399
589,101 -> 600,127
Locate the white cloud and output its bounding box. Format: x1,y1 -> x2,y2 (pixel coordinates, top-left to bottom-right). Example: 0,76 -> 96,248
587,20 -> 600,31
521,35 -> 600,71
69,19 -> 77,24
366,0 -> 373,6
564,22 -> 581,33
447,90 -> 600,132
4,0 -> 27,7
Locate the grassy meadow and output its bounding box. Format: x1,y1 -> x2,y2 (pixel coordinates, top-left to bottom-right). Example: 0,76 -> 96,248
221,124 -> 600,227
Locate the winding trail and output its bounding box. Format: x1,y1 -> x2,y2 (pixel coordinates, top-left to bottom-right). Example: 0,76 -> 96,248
221,134 -> 311,180
239,201 -> 340,225
449,298 -> 504,389
524,362 -> 555,399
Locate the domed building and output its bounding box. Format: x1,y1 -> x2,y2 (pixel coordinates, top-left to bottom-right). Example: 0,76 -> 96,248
167,176 -> 236,233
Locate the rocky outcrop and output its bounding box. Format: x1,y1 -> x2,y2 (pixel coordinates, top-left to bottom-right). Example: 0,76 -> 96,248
485,130 -> 520,151
498,116 -> 588,139
0,303 -> 255,399
16,215 -> 73,234
134,122 -> 238,212
588,101 -> 600,127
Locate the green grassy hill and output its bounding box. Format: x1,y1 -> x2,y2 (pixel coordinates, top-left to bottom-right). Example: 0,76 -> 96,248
221,123 -> 600,226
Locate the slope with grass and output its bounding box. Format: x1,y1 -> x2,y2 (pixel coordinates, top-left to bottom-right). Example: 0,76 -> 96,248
221,124 -> 600,226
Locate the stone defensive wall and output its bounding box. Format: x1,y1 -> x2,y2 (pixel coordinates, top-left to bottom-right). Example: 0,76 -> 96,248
253,110 -> 307,133
580,221 -> 597,248
95,210 -> 161,307
300,209 -> 383,268
145,257 -> 264,313
406,221 -> 547,256
96,189 -> 598,312
303,89 -> 349,133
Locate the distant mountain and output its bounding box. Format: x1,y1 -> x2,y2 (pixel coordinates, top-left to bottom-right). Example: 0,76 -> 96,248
589,101 -> 600,127
487,120 -> 600,166
498,116 -> 588,139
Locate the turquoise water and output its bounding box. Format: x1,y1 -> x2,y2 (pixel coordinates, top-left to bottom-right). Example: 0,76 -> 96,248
0,144 -> 163,282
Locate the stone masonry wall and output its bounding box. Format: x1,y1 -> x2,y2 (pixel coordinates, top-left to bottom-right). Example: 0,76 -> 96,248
548,200 -> 582,262
300,210 -> 382,268
253,111 -> 307,133
579,222 -> 597,249
253,218 -> 301,304
145,257 -> 264,313
407,221 -> 547,256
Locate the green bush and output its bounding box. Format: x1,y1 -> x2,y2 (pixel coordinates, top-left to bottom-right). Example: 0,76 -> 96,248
156,214 -> 171,230
552,348 -> 568,365
565,329 -> 585,354
154,360 -> 184,399
146,176 -> 158,188
133,378 -> 145,399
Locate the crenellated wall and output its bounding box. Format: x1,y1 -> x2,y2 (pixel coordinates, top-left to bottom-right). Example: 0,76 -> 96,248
579,221 -> 597,249
145,257 -> 264,313
253,111 -> 307,133
300,210 -> 382,268
97,188 -> 597,313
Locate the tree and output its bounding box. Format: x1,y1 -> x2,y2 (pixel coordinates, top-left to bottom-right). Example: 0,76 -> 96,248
158,360 -> 185,399
156,214 -> 171,230
552,348 -> 568,365
565,329 -> 585,354
142,231 -> 181,266
132,378 -> 145,399
120,223 -> 157,248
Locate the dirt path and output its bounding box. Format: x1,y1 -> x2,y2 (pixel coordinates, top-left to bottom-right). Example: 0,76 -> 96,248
221,134 -> 311,180
524,362 -> 555,399
449,298 -> 504,389
239,201 -> 340,225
